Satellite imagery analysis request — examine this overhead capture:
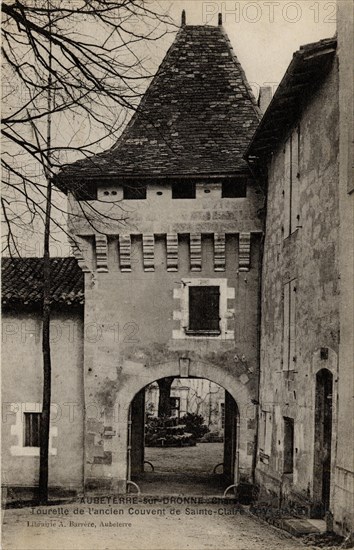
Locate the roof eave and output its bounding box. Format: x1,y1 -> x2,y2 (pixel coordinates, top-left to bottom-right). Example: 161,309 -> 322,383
245,36 -> 337,161
54,168 -> 252,193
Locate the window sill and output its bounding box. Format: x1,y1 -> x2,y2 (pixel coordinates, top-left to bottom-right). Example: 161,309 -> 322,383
185,329 -> 221,337
10,446 -> 57,456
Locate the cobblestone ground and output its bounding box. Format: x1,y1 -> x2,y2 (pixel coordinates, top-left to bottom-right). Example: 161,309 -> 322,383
2,500 -> 313,550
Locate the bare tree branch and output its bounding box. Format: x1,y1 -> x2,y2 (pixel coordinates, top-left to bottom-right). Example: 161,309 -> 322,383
2,0 -> 174,254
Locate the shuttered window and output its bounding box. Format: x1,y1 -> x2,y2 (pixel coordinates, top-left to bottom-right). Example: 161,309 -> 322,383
188,286 -> 220,333
24,412 -> 41,447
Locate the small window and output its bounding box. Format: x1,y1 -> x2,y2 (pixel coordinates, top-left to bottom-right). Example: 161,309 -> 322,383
24,412 -> 41,447
74,181 -> 97,201
283,417 -> 294,474
172,181 -> 196,199
123,184 -> 147,200
187,286 -> 220,334
170,397 -> 180,418
222,178 -> 247,198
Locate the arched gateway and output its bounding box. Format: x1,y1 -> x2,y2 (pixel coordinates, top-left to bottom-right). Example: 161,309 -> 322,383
127,362 -> 254,490
83,359 -> 257,494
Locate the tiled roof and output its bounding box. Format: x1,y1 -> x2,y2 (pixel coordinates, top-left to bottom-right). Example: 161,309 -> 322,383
56,24 -> 261,191
2,257 -> 84,308
246,36 -> 337,161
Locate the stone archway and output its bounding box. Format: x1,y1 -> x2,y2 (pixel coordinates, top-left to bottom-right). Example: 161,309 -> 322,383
311,348 -> 338,515
108,359 -> 257,493
129,379 -> 239,486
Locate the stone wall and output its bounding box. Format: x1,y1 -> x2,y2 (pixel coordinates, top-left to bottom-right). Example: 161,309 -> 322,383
68,179 -> 263,236
334,0 -> 354,539
68,177 -> 263,492
257,59 -> 340,513
1,311 -> 84,491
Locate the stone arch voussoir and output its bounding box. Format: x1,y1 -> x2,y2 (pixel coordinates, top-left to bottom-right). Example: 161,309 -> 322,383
119,359 -> 255,420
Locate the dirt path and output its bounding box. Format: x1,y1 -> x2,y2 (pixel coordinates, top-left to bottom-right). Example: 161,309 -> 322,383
2,499 -> 312,550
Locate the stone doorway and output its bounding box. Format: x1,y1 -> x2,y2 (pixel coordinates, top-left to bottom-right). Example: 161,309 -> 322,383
313,368 -> 333,515
128,377 -> 239,496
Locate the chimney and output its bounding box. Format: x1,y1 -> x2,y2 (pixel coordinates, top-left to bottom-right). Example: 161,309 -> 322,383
218,13 -> 222,26
181,10 -> 186,26
258,86 -> 273,114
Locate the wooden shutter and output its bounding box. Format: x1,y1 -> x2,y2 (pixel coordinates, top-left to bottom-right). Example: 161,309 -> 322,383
189,286 -> 220,332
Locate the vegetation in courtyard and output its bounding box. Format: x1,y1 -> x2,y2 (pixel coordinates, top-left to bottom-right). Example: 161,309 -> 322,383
145,413 -> 209,447
179,413 -> 210,441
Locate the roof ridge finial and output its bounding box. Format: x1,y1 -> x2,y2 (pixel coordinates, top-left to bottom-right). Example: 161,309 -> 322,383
181,10 -> 186,26
218,13 -> 222,26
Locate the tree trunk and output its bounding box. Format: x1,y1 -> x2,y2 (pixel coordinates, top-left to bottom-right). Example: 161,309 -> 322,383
39,9 -> 52,503
39,178 -> 52,505
158,378 -> 174,417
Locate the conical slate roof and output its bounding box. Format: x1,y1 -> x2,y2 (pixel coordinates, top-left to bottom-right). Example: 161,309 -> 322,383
57,23 -> 260,188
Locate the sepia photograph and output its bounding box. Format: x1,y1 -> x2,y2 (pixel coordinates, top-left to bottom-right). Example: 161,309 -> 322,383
1,0 -> 353,548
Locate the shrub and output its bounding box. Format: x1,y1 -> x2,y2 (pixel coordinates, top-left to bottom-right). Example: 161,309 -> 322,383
178,413 -> 209,440
145,415 -> 196,447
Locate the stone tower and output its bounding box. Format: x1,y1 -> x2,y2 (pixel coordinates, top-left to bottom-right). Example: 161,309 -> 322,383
57,15 -> 263,493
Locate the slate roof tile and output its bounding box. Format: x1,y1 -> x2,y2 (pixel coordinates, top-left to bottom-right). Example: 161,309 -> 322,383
56,24 -> 261,190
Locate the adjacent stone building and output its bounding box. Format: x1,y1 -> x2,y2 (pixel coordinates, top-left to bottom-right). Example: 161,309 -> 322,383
146,378 -> 226,436
245,0 -> 353,538
1,258 -> 85,493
